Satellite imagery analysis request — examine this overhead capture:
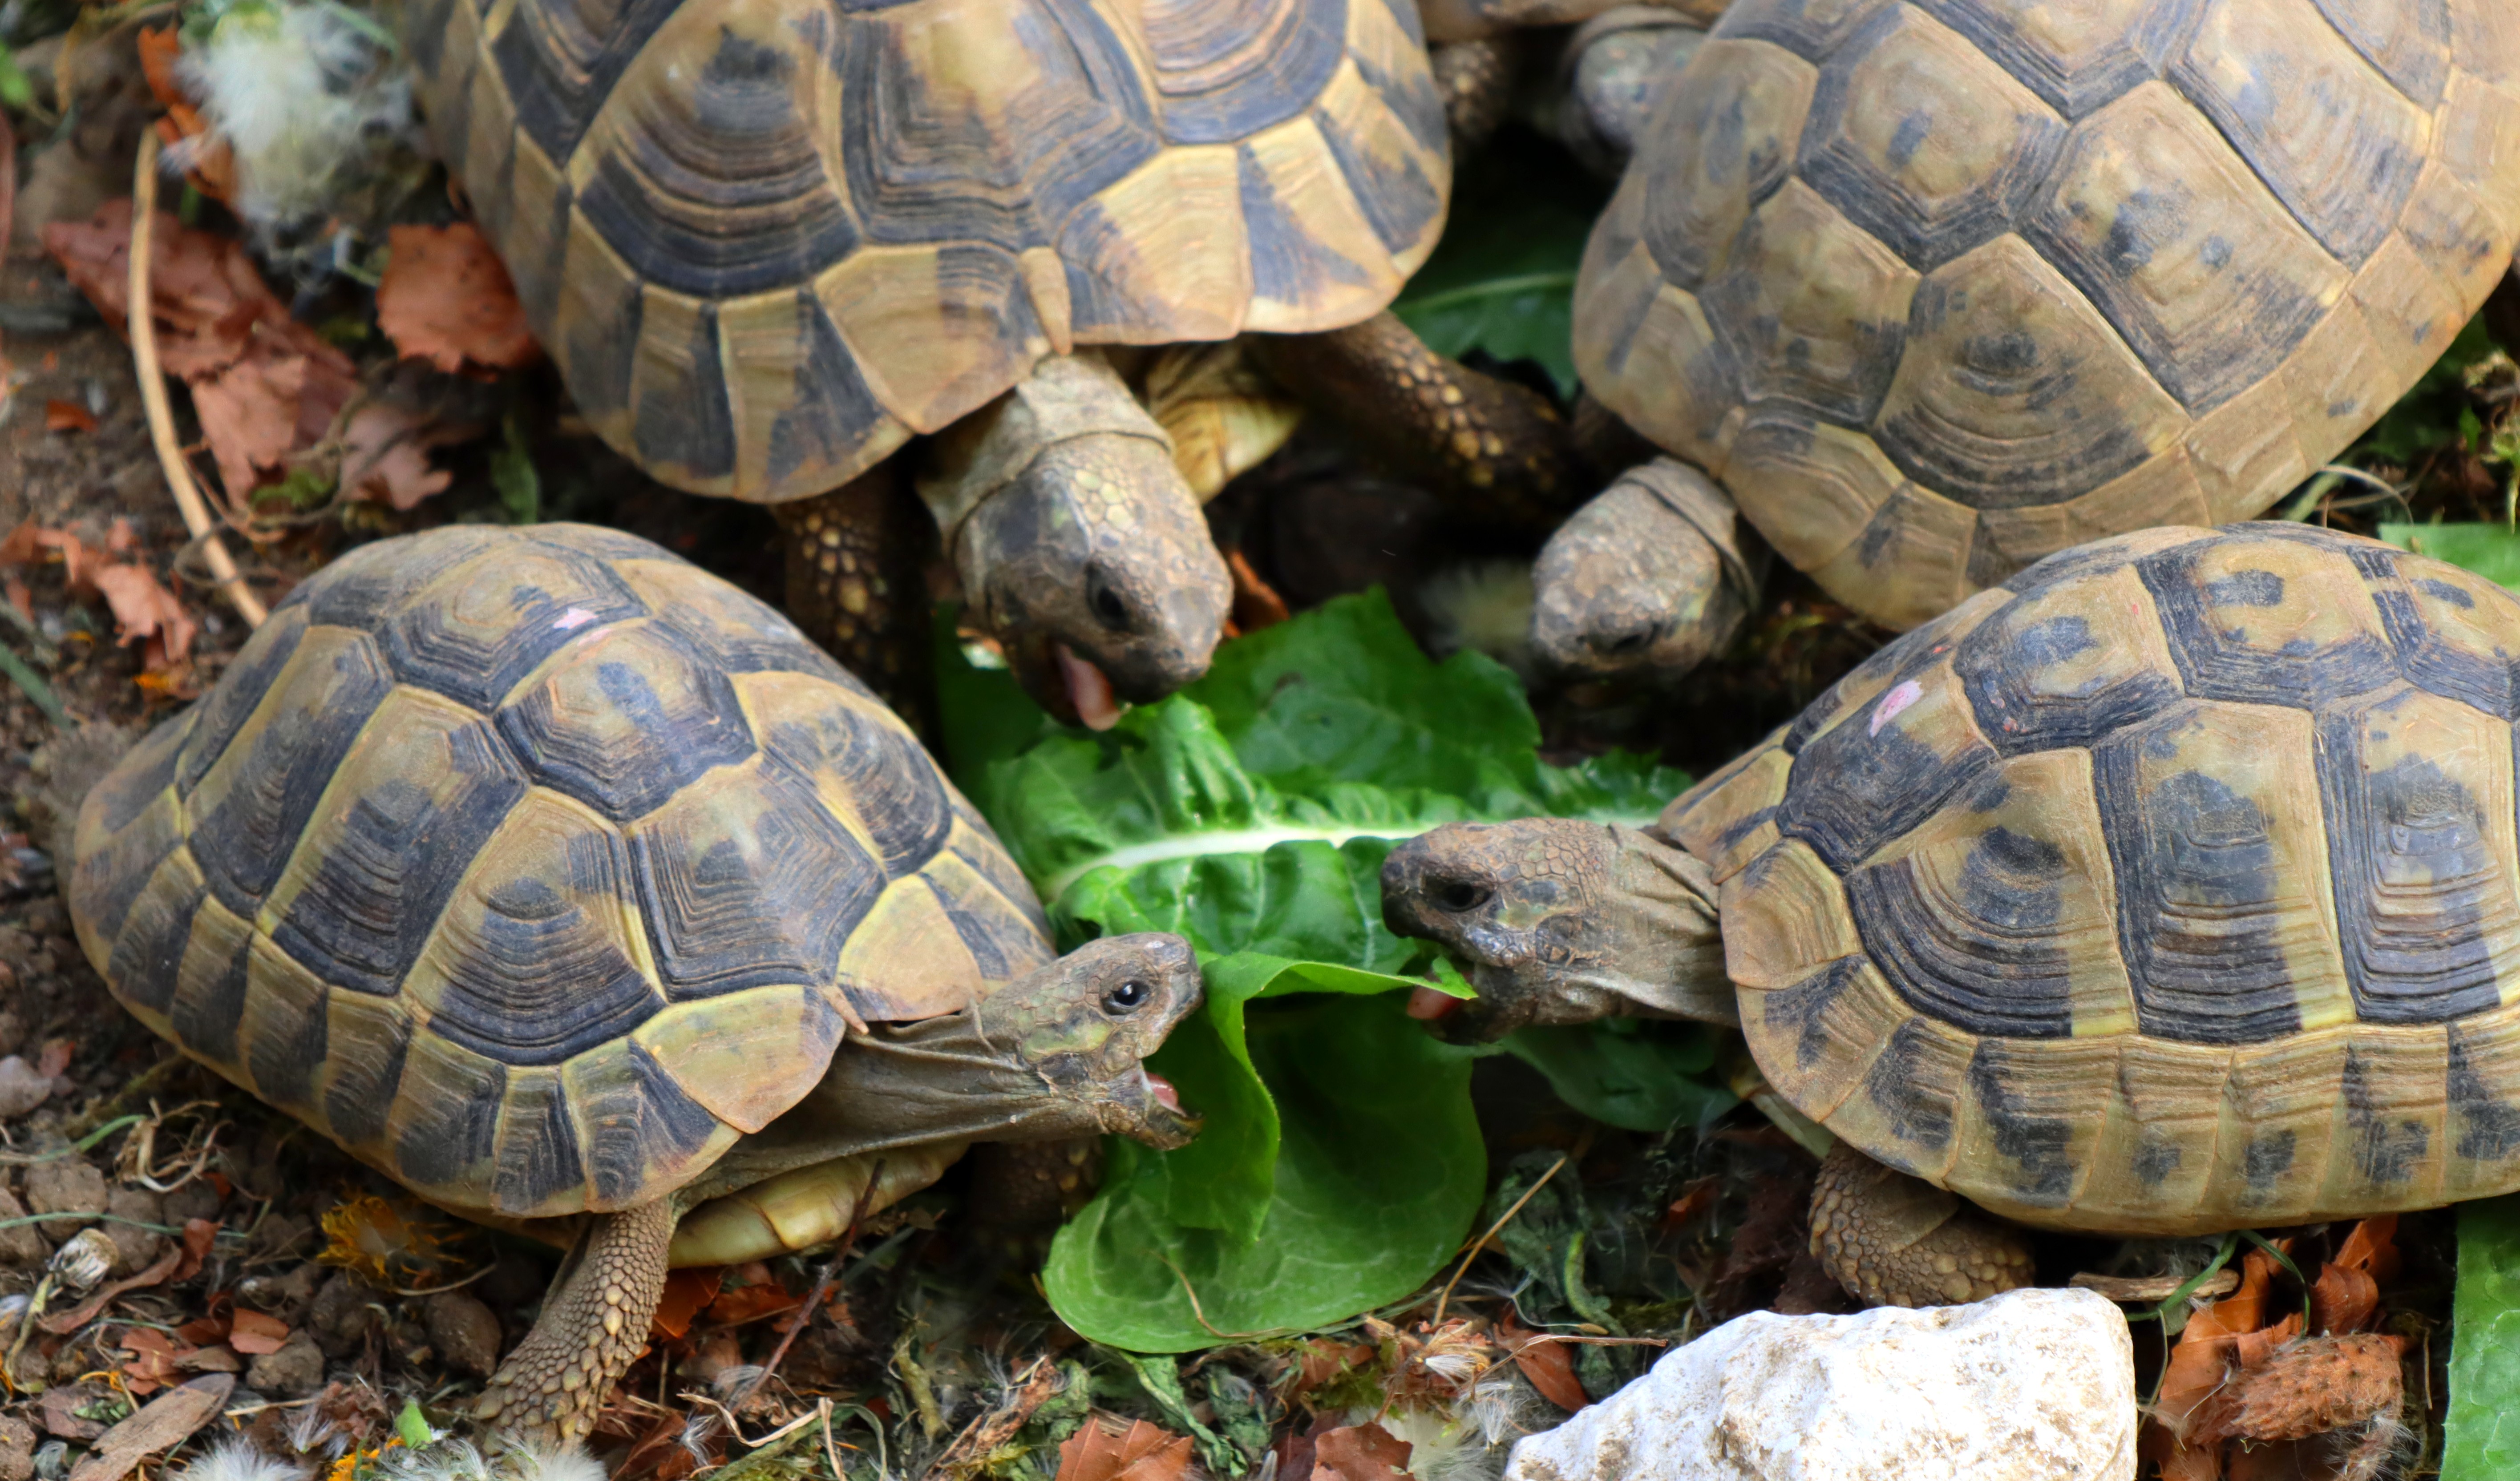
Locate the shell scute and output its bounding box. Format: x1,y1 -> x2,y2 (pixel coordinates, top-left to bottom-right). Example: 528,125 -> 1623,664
384,532 -> 648,712
494,620 -> 757,823
627,756 -> 886,999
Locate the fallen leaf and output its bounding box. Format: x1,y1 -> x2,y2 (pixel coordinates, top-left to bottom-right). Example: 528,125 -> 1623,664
651,1268 -> 723,1341
136,28 -> 186,113
91,563 -> 199,672
1054,1414 -> 1190,1481
1310,1424 -> 1412,1481
172,1217 -> 218,1282
44,400 -> 96,433
115,1328 -> 190,1394
340,401 -> 473,510
227,1309 -> 290,1356
35,1039 -> 70,1079
375,223 -> 541,375
40,1385 -> 111,1441
43,202 -> 354,501
704,1281 -> 800,1328
42,1245 -> 186,1334
1497,1311 -> 1590,1412
65,1374 -> 234,1481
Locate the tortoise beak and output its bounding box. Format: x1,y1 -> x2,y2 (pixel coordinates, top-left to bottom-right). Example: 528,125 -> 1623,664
1111,1067 -> 1201,1150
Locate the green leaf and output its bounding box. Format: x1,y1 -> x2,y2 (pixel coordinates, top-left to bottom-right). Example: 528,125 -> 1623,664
1501,1018 -> 1739,1134
2378,522 -> 2520,589
2353,314 -> 2497,468
0,644 -> 67,730
393,1399 -> 436,1450
0,43 -> 32,111
1045,992 -> 1484,1352
492,412 -> 541,524
954,590 -> 1685,1351
2447,1195 -> 2520,1478
1391,132 -> 1611,400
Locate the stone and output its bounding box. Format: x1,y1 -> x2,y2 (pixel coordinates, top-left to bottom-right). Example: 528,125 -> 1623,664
21,1159 -> 104,1239
244,1336 -> 324,1399
306,1273 -> 379,1360
0,1189 -> 51,1267
0,1060 -> 44,1120
157,1180 -> 221,1229
424,1292 -> 503,1378
1505,1287 -> 2136,1481
0,1414 -> 36,1481
101,1189 -> 162,1276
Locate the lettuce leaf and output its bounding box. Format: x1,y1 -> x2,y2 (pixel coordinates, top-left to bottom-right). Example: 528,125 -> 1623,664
2448,1195 -> 2520,1478
938,591 -> 1692,1351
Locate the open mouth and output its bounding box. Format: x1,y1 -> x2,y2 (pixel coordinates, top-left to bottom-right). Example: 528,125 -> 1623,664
1147,1072 -> 1182,1115
1122,1067 -> 1200,1149
1056,643 -> 1125,731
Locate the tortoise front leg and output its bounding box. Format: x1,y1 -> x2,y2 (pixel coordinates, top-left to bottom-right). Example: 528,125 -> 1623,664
1249,312 -> 1585,535
773,463 -> 937,734
1807,1143 -> 2035,1308
475,1200 -> 676,1445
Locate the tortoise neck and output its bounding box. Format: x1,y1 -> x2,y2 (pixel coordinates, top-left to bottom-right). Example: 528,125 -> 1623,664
1610,824 -> 1735,1025
783,1012 -> 1107,1156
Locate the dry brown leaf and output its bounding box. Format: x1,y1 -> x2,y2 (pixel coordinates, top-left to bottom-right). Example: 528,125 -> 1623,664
1497,1310 -> 1590,1412
43,201 -> 356,502
1054,1415 -> 1190,1481
41,1244 -> 186,1335
44,399 -> 96,432
375,223 -> 541,375
92,562 -> 199,672
1311,1424 -> 1412,1481
227,1309 -> 289,1356
340,402 -> 473,510
40,1385 -> 110,1441
651,1267 -> 723,1341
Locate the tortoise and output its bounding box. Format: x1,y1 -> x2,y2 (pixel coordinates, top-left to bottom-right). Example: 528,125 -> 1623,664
1534,0 -> 2520,686
396,0 -> 1584,729
64,524 -> 1203,1442
1385,521 -> 2520,1307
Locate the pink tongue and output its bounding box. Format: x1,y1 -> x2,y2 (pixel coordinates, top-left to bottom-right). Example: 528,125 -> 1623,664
1147,1073 -> 1183,1114
1058,644 -> 1124,731
1408,986 -> 1465,1021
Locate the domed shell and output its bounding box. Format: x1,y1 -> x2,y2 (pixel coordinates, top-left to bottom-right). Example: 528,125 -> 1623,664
67,525 -> 1052,1222
1574,0 -> 2520,630
1667,522 -> 2520,1236
400,0 -> 1450,503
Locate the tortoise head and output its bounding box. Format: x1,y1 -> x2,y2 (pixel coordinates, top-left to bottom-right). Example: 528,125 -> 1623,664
1530,460 -> 1757,689
962,434 -> 1233,729
1379,819 -> 1731,1042
802,933 -> 1205,1152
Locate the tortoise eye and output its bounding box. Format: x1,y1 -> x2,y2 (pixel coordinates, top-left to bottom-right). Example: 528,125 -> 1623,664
1088,573 -> 1133,631
1103,979 -> 1153,1014
1432,879 -> 1493,914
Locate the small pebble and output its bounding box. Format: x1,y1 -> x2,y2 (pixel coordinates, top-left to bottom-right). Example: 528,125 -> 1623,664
0,1061 -> 48,1121
424,1291 -> 503,1378
245,1335 -> 325,1398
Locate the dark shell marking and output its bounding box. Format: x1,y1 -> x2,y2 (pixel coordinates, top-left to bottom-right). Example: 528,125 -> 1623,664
1700,525 -> 2520,1234
68,526 -> 1052,1222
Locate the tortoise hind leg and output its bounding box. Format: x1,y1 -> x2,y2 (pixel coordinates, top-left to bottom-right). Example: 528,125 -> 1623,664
1806,1142 -> 2034,1308
773,463 -> 937,734
1431,37 -> 1519,150
475,1200 -> 676,1445
1248,312 -> 1585,536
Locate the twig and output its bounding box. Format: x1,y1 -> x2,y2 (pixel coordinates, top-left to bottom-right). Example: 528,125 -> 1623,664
1157,1255 -> 1289,1342
127,132 -> 266,630
380,1263 -> 494,1298
1432,1151 -> 1570,1328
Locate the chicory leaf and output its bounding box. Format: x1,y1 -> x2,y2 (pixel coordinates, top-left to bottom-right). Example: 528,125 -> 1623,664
1044,991 -> 1485,1353
1501,1019 -> 1739,1134
2379,522 -> 2520,590
2447,1195 -> 2520,1478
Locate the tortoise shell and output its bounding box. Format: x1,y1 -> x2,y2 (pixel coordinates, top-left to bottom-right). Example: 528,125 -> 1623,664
1573,0 -> 2520,631
66,525 -> 1051,1222
1668,522 -> 2520,1236
399,0 -> 1450,504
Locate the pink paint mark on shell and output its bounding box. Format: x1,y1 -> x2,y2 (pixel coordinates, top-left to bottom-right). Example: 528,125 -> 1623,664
554,606 -> 598,632
1871,679 -> 1924,736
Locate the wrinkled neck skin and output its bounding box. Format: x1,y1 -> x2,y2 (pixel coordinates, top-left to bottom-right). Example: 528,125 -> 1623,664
1383,818 -> 1732,1042
917,351 -> 1230,715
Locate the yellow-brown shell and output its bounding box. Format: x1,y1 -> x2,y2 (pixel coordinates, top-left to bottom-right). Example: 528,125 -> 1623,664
1574,0 -> 2520,630
1667,522 -> 2520,1236
65,525 -> 1051,1222
401,0 -> 1450,504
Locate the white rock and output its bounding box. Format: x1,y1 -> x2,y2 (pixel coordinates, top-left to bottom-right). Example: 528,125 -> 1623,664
1505,1287 -> 2135,1481
0,1058 -> 49,1120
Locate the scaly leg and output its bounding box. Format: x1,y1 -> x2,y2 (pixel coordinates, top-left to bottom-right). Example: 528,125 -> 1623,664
1249,312 -> 1585,535
1806,1142 -> 2034,1308
773,463 -> 936,734
1430,37 -> 1519,151
474,1200 -> 675,1445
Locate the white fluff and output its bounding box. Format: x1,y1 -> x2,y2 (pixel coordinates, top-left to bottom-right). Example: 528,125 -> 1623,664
1418,559 -> 1538,682
173,0 -> 417,231
174,1441 -> 310,1481
495,1442 -> 608,1481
